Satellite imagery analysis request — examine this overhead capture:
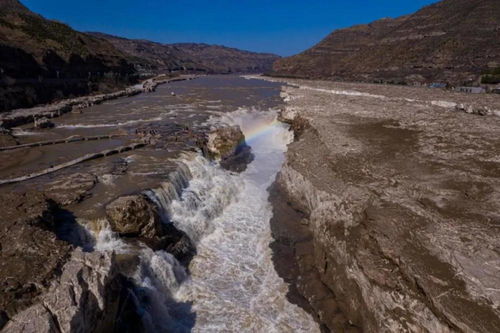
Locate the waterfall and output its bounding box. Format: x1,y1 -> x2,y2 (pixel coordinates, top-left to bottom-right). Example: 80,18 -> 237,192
82,108 -> 318,332
144,157 -> 194,223
169,108 -> 319,332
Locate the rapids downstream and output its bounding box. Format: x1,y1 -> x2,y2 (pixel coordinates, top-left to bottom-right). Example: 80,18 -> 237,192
0,76 -> 321,331
96,108 -> 320,331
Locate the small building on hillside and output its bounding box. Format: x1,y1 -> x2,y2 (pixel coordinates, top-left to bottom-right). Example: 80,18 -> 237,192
455,86 -> 486,94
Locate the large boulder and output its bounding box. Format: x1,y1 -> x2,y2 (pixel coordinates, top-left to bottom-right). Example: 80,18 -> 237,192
207,125 -> 253,172
105,195 -> 195,263
106,195 -> 162,239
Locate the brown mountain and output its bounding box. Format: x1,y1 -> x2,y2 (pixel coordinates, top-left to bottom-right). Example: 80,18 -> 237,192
272,0 -> 500,85
90,33 -> 280,74
0,0 -> 137,111
0,1 -> 279,112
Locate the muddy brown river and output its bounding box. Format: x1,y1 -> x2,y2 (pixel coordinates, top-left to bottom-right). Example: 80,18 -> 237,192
0,76 -> 321,332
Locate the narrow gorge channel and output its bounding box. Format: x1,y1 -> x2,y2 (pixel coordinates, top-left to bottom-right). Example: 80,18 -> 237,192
0,76 -> 329,332
92,108 -> 320,331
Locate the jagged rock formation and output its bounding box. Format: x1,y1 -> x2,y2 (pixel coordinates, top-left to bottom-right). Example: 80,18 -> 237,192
2,250 -> 132,333
0,0 -> 138,111
0,192 -> 72,330
106,194 -> 195,261
207,125 -> 254,172
273,0 -> 500,85
90,33 -> 280,74
271,78 -> 500,332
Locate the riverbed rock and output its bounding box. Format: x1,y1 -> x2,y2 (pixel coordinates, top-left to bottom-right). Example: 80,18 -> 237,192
455,103 -> 492,116
2,249 -> 140,333
45,173 -> 98,206
0,191 -> 72,329
34,117 -> 54,129
106,194 -> 162,239
106,194 -> 195,262
271,79 -> 500,332
0,132 -> 17,147
207,125 -> 254,172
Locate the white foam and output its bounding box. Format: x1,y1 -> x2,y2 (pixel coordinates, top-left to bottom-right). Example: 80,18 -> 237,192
300,85 -> 387,99
430,100 -> 457,108
170,109 -> 319,332
57,117 -> 162,128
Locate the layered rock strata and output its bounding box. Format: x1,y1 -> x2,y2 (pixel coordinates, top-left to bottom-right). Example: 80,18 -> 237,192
273,0 -> 500,86
0,118 -> 253,331
271,78 -> 500,332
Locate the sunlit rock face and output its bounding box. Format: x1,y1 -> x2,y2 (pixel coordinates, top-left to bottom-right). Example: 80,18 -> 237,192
269,78 -> 500,332
207,125 -> 254,172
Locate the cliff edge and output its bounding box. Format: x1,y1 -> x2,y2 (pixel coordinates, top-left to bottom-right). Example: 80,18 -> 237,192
271,78 -> 500,332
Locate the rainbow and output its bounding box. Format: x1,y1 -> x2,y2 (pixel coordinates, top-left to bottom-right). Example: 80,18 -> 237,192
240,118 -> 282,145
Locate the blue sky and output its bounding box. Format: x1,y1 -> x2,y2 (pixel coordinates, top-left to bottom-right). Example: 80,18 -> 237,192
22,0 -> 438,56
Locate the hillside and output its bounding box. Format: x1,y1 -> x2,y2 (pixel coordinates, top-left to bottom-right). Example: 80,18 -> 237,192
90,33 -> 280,74
0,1 -> 280,112
272,0 -> 500,85
0,0 -> 137,111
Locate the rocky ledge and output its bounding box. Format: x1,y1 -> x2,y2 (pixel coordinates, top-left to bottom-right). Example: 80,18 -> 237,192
0,118 -> 251,330
270,78 -> 500,332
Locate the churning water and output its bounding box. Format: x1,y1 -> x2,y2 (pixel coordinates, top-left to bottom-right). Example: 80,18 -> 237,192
92,108 -> 319,332
164,108 -> 319,332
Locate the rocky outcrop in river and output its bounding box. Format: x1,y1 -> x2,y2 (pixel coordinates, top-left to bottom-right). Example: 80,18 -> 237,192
270,78 -> 500,332
0,108 -> 254,331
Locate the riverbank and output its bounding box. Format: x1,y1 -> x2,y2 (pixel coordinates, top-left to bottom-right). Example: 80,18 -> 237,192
0,74 -> 198,130
268,77 -> 500,331
0,76 -> 303,331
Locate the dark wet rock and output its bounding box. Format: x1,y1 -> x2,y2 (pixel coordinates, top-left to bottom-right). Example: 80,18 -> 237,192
33,117 -> 54,129
0,132 -> 17,147
106,194 -> 196,263
161,223 -> 196,265
207,125 -> 253,172
0,191 -> 72,325
219,144 -> 253,172
106,194 -> 163,241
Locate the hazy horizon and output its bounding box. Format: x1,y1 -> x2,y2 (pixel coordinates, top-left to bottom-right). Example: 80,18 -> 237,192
21,0 -> 438,56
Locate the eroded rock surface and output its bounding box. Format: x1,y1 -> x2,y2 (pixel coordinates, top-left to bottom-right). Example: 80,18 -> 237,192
0,192 -> 72,329
106,194 -> 195,263
207,125 -> 253,172
271,78 -> 500,332
2,250 -> 137,333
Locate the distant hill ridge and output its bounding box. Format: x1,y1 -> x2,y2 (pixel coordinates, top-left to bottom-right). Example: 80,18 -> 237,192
90,32 -> 279,74
272,0 -> 500,85
0,0 -> 279,111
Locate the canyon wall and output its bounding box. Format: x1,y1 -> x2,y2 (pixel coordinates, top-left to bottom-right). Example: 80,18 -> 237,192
271,78 -> 500,332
